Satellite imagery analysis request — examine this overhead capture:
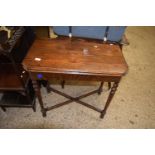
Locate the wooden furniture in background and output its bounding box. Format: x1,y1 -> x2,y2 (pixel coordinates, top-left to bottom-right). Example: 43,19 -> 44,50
23,37 -> 128,118
0,27 -> 36,111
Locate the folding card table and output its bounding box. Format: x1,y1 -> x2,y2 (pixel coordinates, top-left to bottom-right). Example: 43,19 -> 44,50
23,37 -> 128,118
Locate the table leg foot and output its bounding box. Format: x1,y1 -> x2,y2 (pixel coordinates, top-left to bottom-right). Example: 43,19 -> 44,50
42,109 -> 47,117
61,80 -> 65,89
100,111 -> 106,119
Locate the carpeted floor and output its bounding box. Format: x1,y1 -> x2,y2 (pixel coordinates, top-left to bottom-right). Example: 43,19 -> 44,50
0,26 -> 155,128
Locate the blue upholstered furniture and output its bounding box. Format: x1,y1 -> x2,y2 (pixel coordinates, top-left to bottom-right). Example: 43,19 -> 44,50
53,26 -> 70,36
72,26 -> 107,40
107,26 -> 126,42
53,26 -> 126,42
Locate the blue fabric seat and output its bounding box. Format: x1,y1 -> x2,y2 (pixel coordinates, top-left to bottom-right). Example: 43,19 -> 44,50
53,26 -> 70,36
107,26 -> 126,42
72,26 -> 107,40
53,26 -> 126,42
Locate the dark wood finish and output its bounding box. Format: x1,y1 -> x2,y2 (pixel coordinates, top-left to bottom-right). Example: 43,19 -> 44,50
108,82 -> 111,90
61,80 -> 65,89
0,30 -> 8,44
98,82 -> 104,95
30,72 -> 121,82
30,76 -> 46,116
0,83 -> 36,110
100,81 -> 120,118
23,38 -> 128,76
0,27 -> 36,111
0,63 -> 29,91
46,85 -> 102,113
23,38 -> 128,118
1,107 -> 6,112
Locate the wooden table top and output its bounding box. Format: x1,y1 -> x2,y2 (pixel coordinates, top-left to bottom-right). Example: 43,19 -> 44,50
23,38 -> 128,77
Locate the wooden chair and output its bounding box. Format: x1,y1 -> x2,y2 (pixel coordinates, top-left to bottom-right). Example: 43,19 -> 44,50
0,27 -> 36,112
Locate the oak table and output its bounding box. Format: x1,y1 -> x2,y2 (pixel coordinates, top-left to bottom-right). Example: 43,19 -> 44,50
23,37 -> 128,118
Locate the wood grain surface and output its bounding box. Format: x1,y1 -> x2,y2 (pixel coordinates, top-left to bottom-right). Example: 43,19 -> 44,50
23,38 -> 128,76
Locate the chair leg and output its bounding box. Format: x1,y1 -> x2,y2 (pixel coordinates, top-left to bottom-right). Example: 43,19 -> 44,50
61,80 -> 65,89
1,107 -> 6,112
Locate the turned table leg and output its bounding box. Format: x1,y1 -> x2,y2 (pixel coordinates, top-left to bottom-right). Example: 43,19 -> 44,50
98,82 -> 104,95
46,80 -> 51,93
31,79 -> 46,117
108,82 -> 111,90
61,80 -> 65,89
100,81 -> 120,119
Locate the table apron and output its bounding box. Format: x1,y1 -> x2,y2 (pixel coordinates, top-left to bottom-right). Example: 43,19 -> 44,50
30,72 -> 121,82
